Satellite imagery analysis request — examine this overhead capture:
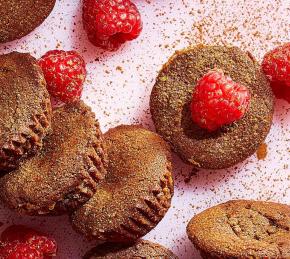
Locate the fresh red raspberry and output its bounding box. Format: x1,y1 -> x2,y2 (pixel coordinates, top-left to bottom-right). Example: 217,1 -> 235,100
0,242 -> 42,259
0,225 -> 57,259
191,70 -> 251,131
1,225 -> 44,244
83,0 -> 142,51
38,50 -> 86,103
262,43 -> 290,103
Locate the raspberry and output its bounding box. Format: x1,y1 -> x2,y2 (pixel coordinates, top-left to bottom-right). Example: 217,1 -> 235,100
38,50 -> 86,103
27,236 -> 57,257
0,242 -> 42,259
191,70 -> 251,131
0,225 -> 57,259
1,225 -> 40,243
262,43 -> 290,103
83,0 -> 142,51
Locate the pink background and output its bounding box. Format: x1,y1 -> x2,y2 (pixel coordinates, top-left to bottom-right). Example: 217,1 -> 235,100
0,0 -> 289,258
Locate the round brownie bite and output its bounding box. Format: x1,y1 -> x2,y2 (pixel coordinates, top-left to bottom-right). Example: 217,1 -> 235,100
187,200 -> 290,259
0,0 -> 56,43
0,101 -> 107,215
0,52 -> 52,172
84,240 -> 178,259
150,45 -> 274,169
71,125 -> 174,243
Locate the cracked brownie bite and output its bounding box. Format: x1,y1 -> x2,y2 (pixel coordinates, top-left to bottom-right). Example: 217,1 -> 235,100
0,0 -> 56,43
84,240 -> 178,259
150,45 -> 274,169
187,200 -> 290,258
71,125 -> 174,243
0,101 -> 107,215
0,52 -> 52,172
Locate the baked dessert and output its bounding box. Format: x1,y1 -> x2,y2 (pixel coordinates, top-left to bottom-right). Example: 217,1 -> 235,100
187,200 -> 290,258
84,240 -> 178,259
0,101 -> 107,215
0,52 -> 52,172
150,45 -> 274,169
0,0 -> 56,43
71,125 -> 174,243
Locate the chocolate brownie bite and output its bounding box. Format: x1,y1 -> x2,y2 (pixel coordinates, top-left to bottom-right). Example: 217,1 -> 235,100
0,52 -> 52,172
84,240 -> 178,259
0,101 -> 107,215
0,0 -> 56,43
187,200 -> 290,258
150,45 -> 274,169
71,125 -> 174,243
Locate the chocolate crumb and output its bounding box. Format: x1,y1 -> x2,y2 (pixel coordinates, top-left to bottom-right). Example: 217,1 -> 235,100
257,143 -> 268,160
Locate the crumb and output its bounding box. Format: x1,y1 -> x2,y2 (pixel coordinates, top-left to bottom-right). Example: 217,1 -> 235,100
257,143 -> 268,160
184,168 -> 199,183
116,66 -> 124,73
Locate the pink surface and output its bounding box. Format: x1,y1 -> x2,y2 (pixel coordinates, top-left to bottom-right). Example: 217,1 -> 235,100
0,0 -> 289,258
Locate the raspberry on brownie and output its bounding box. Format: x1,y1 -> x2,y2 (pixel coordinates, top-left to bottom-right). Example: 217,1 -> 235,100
0,0 -> 56,43
191,70 -> 251,132
150,45 -> 274,169
0,101 -> 107,215
71,125 -> 173,243
0,52 -> 52,173
84,240 -> 178,259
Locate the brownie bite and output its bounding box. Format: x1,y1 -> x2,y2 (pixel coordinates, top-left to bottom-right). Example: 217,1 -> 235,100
0,52 -> 52,172
150,45 -> 274,169
0,101 -> 107,215
0,0 -> 56,43
187,200 -> 290,258
84,240 -> 178,259
71,125 -> 174,243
